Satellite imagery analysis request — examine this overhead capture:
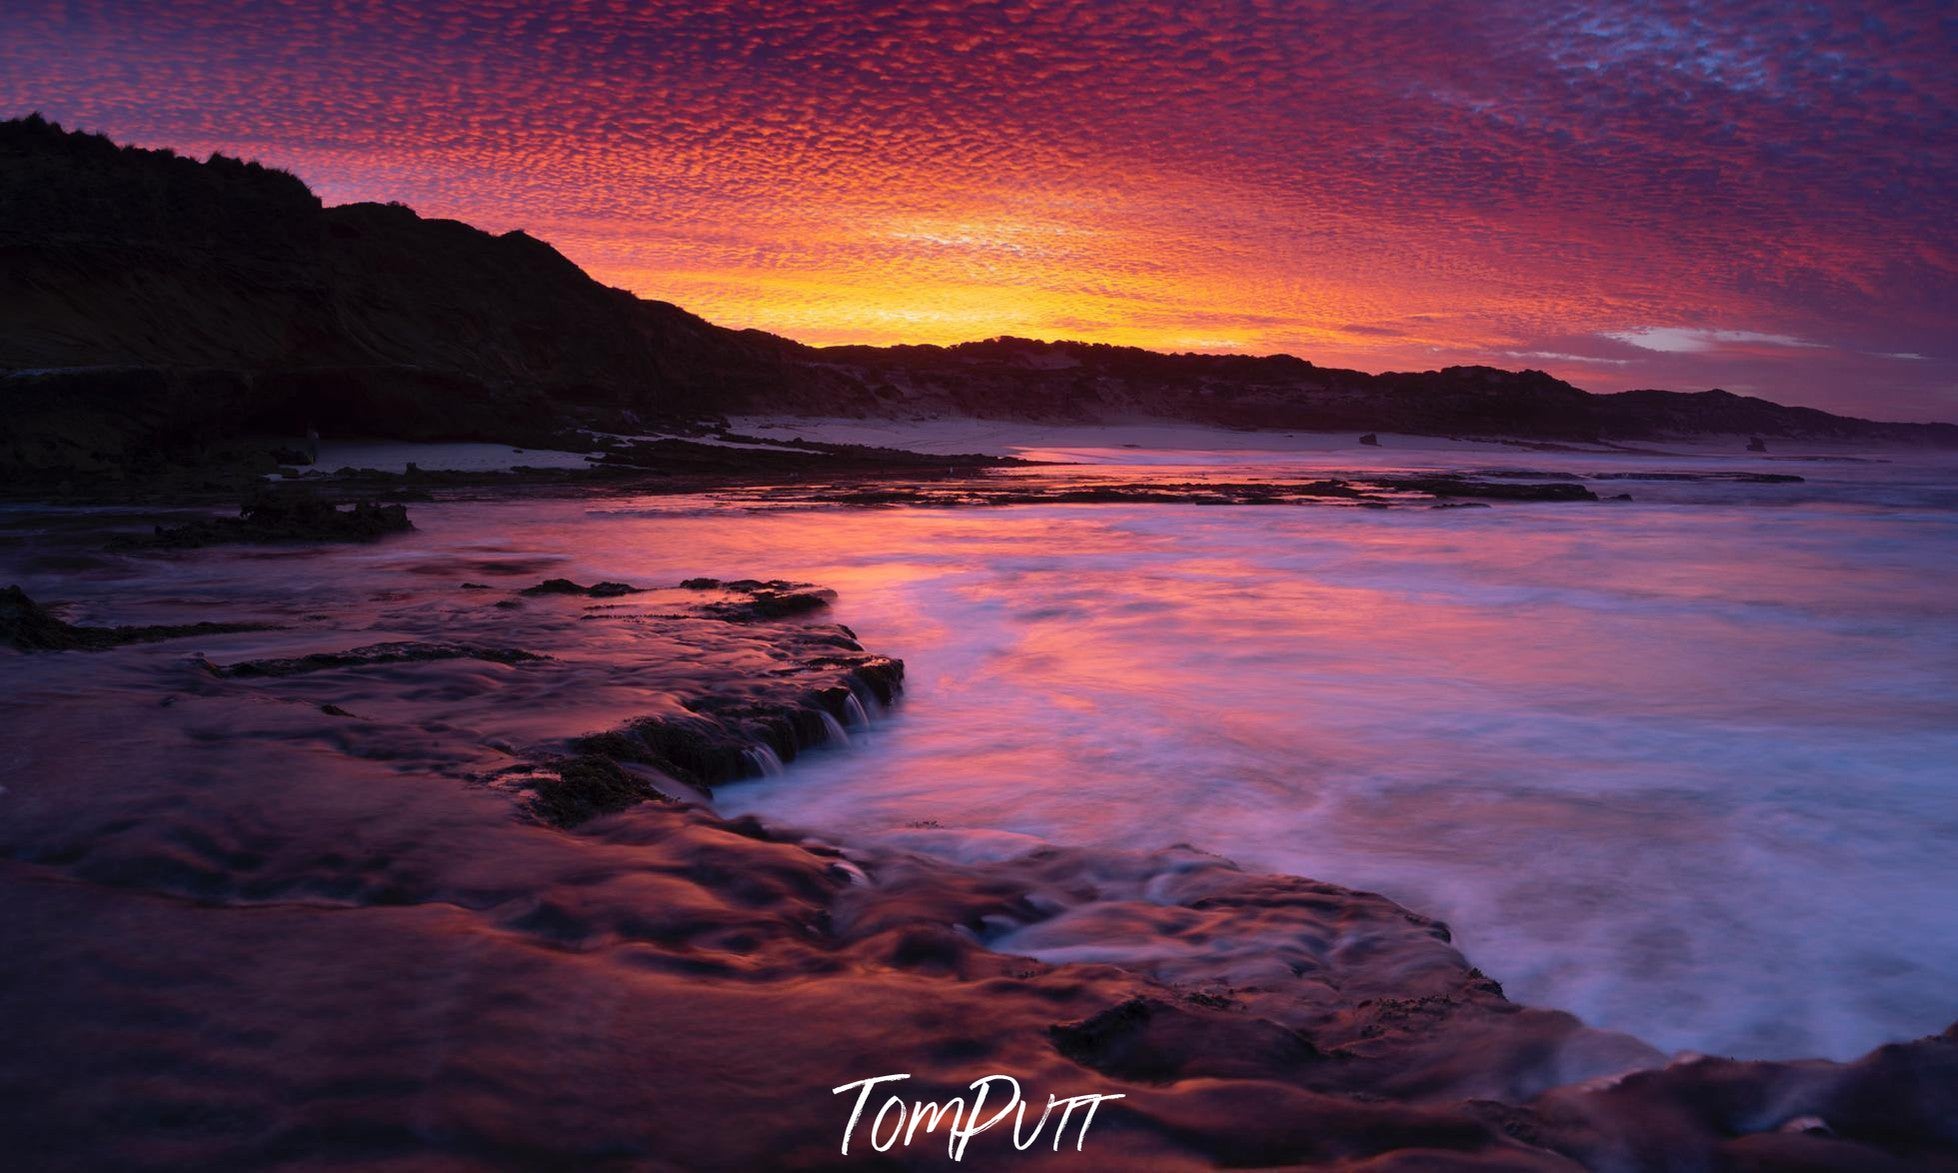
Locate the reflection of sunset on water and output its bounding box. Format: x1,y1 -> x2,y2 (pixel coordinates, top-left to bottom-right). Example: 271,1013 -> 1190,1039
140,441 -> 1928,1064
635,449 -> 1952,1056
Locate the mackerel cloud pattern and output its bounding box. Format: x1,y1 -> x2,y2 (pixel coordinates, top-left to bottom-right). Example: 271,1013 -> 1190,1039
4,0 -> 1953,416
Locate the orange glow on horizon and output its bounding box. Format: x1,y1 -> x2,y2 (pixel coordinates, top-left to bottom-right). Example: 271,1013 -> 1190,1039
3,1 -> 1951,417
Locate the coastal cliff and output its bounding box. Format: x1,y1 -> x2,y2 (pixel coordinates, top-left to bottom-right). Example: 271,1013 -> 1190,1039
5,114 -> 1954,488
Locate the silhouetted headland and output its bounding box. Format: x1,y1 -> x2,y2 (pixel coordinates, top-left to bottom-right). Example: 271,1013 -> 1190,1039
4,114 -> 1953,494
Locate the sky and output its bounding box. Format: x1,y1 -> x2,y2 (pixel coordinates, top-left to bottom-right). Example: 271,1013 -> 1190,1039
4,1 -> 1954,420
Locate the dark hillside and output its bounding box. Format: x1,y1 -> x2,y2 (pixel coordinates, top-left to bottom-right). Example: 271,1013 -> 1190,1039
2,114 -> 1950,486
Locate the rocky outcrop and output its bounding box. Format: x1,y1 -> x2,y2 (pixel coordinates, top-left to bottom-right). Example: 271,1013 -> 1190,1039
691,472 -> 1630,508
0,115 -> 800,483
155,572 -> 902,827
523,579 -> 900,825
517,578 -> 643,598
1,584 -> 273,651
1369,475 -> 1599,501
107,489 -> 413,547
4,550 -> 1956,1167
206,641 -> 547,678
679,577 -> 841,621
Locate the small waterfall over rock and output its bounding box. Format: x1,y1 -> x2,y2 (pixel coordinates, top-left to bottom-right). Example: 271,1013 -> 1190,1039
845,676 -> 887,718
545,644 -> 903,809
743,744 -> 786,777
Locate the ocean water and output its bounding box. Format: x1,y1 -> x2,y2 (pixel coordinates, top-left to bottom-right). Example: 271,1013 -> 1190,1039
705,447 -> 1958,1061
5,443 -> 1954,1062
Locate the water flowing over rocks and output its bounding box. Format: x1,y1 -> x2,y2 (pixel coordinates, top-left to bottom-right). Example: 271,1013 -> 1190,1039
681,577 -> 842,621
2,495 -> 1955,1168
2,584 -> 273,651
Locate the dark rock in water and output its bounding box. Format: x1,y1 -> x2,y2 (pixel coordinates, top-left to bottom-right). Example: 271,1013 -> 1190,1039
1593,471 -> 1803,483
9,542 -> 1958,1167
529,754 -> 672,827
1359,433 -> 1381,446
1431,502 -> 1491,510
574,716 -> 759,796
1469,1022 -> 1958,1169
1471,468 -> 1579,480
771,478 -> 1374,509
1050,996 -> 1320,1084
109,489 -> 412,548
238,490 -> 411,540
524,637 -> 905,825
269,446 -> 314,466
1749,436 -> 1769,452
518,578 -> 643,597
520,579 -> 826,614
2,586 -> 98,651
2,584 -> 272,651
1369,475 -> 1598,501
562,652 -> 903,796
703,588 -> 836,622
208,641 -> 547,678
682,579 -> 838,622
803,653 -> 904,705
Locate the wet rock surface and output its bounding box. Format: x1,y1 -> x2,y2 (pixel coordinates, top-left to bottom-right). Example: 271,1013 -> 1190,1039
1,503 -> 1953,1169
681,577 -> 841,621
108,489 -> 413,548
674,463 -> 1826,512
709,471 -> 1624,509
2,584 -> 272,651
1593,469 -> 1804,483
207,640 -> 548,678
3,669 -> 1950,1171
587,431 -> 1026,479
517,577 -> 643,597
1367,475 -> 1600,501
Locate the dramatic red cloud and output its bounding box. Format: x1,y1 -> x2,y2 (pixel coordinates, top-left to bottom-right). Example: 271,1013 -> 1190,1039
3,1 -> 1953,417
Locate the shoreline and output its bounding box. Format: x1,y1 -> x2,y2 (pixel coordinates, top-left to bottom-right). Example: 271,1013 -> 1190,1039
725,414 -> 1912,462
5,410 -> 1929,510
